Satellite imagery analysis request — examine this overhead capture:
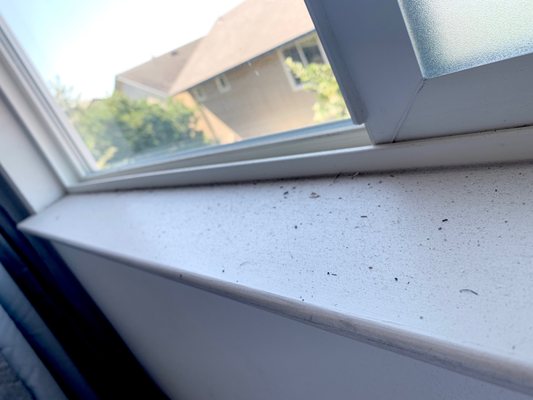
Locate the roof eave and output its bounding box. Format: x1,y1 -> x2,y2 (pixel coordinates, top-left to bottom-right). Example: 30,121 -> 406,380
170,29 -> 316,96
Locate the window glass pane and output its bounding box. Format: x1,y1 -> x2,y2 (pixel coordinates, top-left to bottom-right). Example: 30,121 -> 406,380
282,46 -> 303,64
1,0 -> 353,170
282,46 -> 304,86
399,0 -> 533,78
300,38 -> 325,64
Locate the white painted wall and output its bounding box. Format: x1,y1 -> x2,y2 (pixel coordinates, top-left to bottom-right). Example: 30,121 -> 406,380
56,244 -> 531,400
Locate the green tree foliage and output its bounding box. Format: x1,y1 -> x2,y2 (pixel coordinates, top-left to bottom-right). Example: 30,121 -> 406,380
51,82 -> 208,168
285,59 -> 349,123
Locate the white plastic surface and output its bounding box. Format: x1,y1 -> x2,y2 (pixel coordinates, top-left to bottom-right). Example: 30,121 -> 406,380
56,245 -> 533,400
20,161 -> 533,394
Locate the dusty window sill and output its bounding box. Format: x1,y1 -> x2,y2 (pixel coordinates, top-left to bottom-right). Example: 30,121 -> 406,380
19,162 -> 533,396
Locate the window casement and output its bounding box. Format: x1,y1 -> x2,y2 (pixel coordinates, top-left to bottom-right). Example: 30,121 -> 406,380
305,0 -> 533,144
191,86 -> 207,102
214,74 -> 231,93
2,2 -> 533,196
279,35 -> 326,90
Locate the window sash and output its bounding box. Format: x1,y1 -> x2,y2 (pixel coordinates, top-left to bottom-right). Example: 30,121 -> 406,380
4,7 -> 533,196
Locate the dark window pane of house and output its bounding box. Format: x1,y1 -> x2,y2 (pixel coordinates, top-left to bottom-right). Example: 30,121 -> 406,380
1,0 -> 357,171
282,46 -> 303,63
282,46 -> 304,86
300,38 -> 325,64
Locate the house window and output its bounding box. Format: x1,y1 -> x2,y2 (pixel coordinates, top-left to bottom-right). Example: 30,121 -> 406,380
1,1 -> 356,174
191,86 -> 207,102
1,0 -> 532,195
280,36 -> 326,89
215,74 -> 231,93
298,37 -> 326,65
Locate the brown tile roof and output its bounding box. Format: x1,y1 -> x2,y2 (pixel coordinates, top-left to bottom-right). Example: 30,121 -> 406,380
170,0 -> 314,94
116,38 -> 203,95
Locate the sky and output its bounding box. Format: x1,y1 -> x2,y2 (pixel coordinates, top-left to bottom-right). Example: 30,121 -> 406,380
1,0 -> 244,99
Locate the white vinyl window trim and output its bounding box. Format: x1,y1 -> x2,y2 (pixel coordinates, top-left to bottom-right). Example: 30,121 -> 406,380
0,16 -> 96,187
305,0 -> 533,144
3,11 -> 533,197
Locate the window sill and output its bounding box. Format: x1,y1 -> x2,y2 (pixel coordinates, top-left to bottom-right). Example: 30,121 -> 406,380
19,161 -> 533,396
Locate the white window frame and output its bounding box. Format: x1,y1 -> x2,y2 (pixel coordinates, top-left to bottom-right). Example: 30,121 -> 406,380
278,34 -> 326,91
305,0 -> 533,145
214,74 -> 231,94
2,11 -> 533,199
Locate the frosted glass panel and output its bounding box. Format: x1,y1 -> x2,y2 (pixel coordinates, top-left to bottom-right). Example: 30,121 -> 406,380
399,0 -> 533,78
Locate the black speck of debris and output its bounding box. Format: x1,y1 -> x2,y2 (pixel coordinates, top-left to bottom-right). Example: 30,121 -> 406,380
394,277 -> 398,282
504,220 -> 508,224
419,316 -> 424,320
495,189 -> 498,192
283,191 -> 289,195
309,192 -> 320,199
361,215 -> 368,218
459,288 -> 479,296
442,218 -> 448,222
294,225 -> 298,229
390,174 -> 395,178
378,180 -> 383,184
327,272 -> 337,276
301,298 -> 305,302
222,269 -> 225,273
292,186 -> 296,189
368,266 -> 373,270
438,227 -> 442,231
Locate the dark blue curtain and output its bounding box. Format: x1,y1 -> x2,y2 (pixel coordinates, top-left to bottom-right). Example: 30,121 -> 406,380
0,176 -> 168,399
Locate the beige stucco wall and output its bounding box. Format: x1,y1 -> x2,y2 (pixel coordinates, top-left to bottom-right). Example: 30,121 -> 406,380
191,51 -> 318,140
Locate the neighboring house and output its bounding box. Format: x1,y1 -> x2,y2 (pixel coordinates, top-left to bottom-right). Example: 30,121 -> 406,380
115,0 -> 327,142
115,39 -> 201,101
114,39 -> 238,145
